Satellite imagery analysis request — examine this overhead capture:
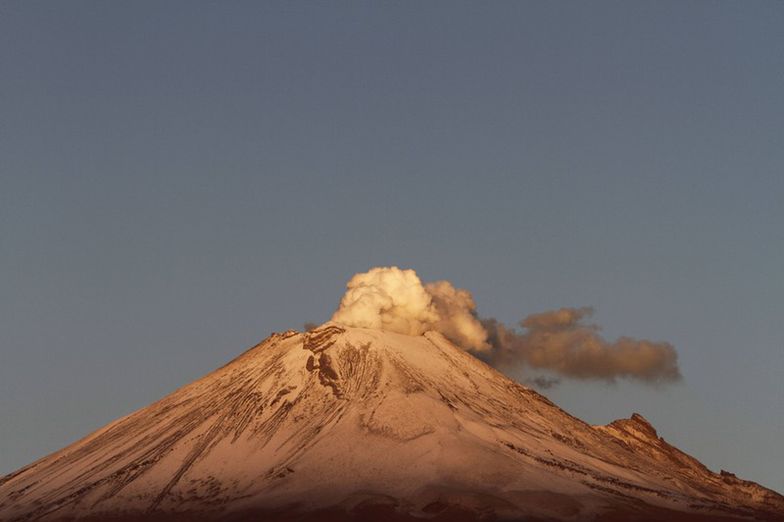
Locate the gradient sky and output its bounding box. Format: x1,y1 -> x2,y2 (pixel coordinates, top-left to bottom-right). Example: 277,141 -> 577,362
1,2 -> 782,492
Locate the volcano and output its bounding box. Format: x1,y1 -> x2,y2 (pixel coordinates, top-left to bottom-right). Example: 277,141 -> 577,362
1,324 -> 782,521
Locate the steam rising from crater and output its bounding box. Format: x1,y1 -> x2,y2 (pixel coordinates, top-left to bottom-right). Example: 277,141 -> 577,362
331,267 -> 489,352
332,267 -> 681,384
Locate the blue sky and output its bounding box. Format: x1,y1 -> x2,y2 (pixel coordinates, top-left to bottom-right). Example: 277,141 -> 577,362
1,2 -> 782,491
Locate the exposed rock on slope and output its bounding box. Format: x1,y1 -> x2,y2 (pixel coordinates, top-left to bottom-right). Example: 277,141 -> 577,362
1,324 -> 782,521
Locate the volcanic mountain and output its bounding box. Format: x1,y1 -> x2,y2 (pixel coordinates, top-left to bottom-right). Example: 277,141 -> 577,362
1,324 -> 782,521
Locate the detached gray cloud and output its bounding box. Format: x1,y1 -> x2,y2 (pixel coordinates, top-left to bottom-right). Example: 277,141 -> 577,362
332,268 -> 681,385
480,308 -> 681,383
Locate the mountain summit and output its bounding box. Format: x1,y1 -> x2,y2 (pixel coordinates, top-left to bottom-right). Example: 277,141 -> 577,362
1,324 -> 782,521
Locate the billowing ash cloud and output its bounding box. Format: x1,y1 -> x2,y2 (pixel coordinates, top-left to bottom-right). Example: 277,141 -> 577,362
331,267 -> 489,351
331,267 -> 681,384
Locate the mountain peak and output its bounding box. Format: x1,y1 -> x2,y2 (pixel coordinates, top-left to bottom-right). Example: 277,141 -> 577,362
629,412 -> 658,436
605,412 -> 660,440
2,327 -> 782,522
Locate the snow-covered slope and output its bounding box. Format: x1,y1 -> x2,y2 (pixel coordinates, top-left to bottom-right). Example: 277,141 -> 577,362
1,324 -> 782,521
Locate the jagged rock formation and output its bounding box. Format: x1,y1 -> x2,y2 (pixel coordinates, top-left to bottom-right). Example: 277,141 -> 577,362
1,324 -> 782,521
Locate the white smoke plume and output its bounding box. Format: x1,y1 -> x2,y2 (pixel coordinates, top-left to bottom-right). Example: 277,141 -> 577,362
331,267 -> 681,384
331,267 -> 489,351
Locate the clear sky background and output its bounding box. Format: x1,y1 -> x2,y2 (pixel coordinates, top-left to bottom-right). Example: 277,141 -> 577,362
1,1 -> 782,492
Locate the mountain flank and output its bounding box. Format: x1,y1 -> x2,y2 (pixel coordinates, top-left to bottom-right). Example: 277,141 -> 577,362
1,324 -> 782,521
